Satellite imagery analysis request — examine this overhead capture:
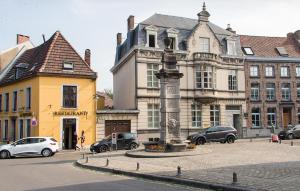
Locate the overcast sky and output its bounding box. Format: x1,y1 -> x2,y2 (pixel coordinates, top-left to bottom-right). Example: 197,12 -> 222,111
1,0 -> 299,91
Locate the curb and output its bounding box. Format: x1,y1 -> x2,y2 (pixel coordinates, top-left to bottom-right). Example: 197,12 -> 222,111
74,160 -> 257,191
125,150 -> 208,158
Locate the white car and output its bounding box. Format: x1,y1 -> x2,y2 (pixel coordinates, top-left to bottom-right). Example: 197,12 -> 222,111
0,137 -> 59,159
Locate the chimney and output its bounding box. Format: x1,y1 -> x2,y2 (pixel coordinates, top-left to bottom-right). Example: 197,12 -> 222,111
17,34 -> 30,44
84,49 -> 91,66
226,24 -> 236,34
127,15 -> 134,31
117,33 -> 122,46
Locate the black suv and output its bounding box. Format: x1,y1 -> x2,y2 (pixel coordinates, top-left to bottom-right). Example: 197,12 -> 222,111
187,126 -> 238,145
278,125 -> 300,140
90,133 -> 139,153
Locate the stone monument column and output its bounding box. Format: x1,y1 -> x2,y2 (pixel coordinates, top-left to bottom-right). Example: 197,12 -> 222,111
155,38 -> 184,146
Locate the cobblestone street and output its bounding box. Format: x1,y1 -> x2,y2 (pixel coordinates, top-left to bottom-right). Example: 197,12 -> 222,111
82,139 -> 300,191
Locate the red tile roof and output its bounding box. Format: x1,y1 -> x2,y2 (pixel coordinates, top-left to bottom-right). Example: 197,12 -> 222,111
240,34 -> 300,57
0,31 -> 96,86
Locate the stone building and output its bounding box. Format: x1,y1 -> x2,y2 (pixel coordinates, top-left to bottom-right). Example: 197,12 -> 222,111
103,4 -> 247,141
240,32 -> 300,137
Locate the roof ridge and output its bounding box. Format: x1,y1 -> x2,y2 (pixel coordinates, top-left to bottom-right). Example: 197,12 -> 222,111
240,34 -> 287,39
38,31 -> 60,72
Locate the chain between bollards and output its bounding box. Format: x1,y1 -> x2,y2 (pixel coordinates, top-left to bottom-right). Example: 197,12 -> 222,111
136,162 -> 140,171
177,166 -> 182,176
106,158 -> 109,166
233,172 -> 237,183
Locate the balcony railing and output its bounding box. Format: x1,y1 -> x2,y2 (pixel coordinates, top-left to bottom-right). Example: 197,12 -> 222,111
193,52 -> 218,61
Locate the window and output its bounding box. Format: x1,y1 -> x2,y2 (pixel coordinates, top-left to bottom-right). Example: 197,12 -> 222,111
251,108 -> 260,128
250,66 -> 258,77
199,37 -> 210,53
266,83 -> 275,101
281,83 -> 291,101
12,91 -> 17,112
149,34 -> 156,48
26,119 -> 31,137
4,93 -> 9,112
63,61 -> 74,70
267,108 -> 276,127
298,108 -> 300,124
265,66 -> 274,77
280,67 -> 289,77
210,105 -> 220,126
296,66 -> 300,77
25,87 -> 31,110
227,40 -> 237,55
195,65 -> 213,89
276,47 -> 288,57
242,47 -> 254,55
147,64 -> 159,87
4,120 -> 8,140
148,104 -> 159,128
169,37 -> 176,50
228,70 -> 237,90
19,119 -> 23,139
297,84 -> 300,99
63,86 -> 77,108
250,83 -> 260,101
0,94 -> 2,112
192,104 -> 202,127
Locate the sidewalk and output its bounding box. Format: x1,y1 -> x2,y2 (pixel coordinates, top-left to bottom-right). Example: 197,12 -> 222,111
75,141 -> 300,191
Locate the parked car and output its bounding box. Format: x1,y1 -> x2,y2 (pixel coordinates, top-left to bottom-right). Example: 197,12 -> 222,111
187,126 -> 238,145
278,125 -> 300,140
0,137 -> 59,159
90,133 -> 139,153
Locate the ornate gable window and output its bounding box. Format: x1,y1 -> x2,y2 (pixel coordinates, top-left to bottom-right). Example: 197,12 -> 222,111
227,40 -> 237,56
145,25 -> 159,48
166,28 -> 179,50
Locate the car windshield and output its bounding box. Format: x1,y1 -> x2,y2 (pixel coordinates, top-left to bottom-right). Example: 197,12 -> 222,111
103,135 -> 112,141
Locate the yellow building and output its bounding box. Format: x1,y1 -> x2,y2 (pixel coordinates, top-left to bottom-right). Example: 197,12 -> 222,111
0,31 -> 97,149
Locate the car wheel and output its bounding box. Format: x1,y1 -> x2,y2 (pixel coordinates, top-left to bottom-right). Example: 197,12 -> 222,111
0,150 -> 10,159
196,138 -> 205,145
227,136 -> 235,144
130,143 -> 138,150
100,146 -> 108,153
220,141 -> 226,144
41,148 -> 52,157
287,134 -> 294,140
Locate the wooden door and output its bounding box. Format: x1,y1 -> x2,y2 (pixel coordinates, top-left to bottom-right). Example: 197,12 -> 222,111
283,110 -> 291,129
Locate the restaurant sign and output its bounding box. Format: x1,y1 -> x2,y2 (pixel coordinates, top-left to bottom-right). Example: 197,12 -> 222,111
53,111 -> 88,116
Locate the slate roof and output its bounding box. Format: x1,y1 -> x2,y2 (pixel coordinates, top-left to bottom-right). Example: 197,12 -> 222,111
0,31 -> 97,86
116,13 -> 242,63
240,34 -> 300,57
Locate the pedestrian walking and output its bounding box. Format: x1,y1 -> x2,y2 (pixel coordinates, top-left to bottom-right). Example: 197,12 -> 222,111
80,130 -> 85,149
74,131 -> 80,151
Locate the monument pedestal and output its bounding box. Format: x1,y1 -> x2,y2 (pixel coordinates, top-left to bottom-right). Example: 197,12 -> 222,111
165,143 -> 187,152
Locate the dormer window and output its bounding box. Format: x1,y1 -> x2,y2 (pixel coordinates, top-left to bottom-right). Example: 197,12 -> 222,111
166,28 -> 179,50
63,61 -> 74,71
276,47 -> 288,57
145,25 -> 158,48
15,63 -> 29,79
242,47 -> 254,55
227,40 -> 237,56
199,37 -> 210,53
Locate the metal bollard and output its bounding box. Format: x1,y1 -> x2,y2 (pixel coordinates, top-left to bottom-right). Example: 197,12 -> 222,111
279,139 -> 281,144
136,162 -> 140,171
85,156 -> 89,163
82,153 -> 85,159
291,141 -> 294,146
269,139 -> 271,143
106,158 -> 109,166
233,172 -> 237,183
250,138 -> 253,142
177,166 -> 182,176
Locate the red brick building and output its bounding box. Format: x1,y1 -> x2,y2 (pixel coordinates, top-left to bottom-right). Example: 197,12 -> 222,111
240,31 -> 300,137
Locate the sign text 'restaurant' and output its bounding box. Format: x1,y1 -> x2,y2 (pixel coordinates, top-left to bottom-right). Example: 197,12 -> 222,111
53,111 -> 88,116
